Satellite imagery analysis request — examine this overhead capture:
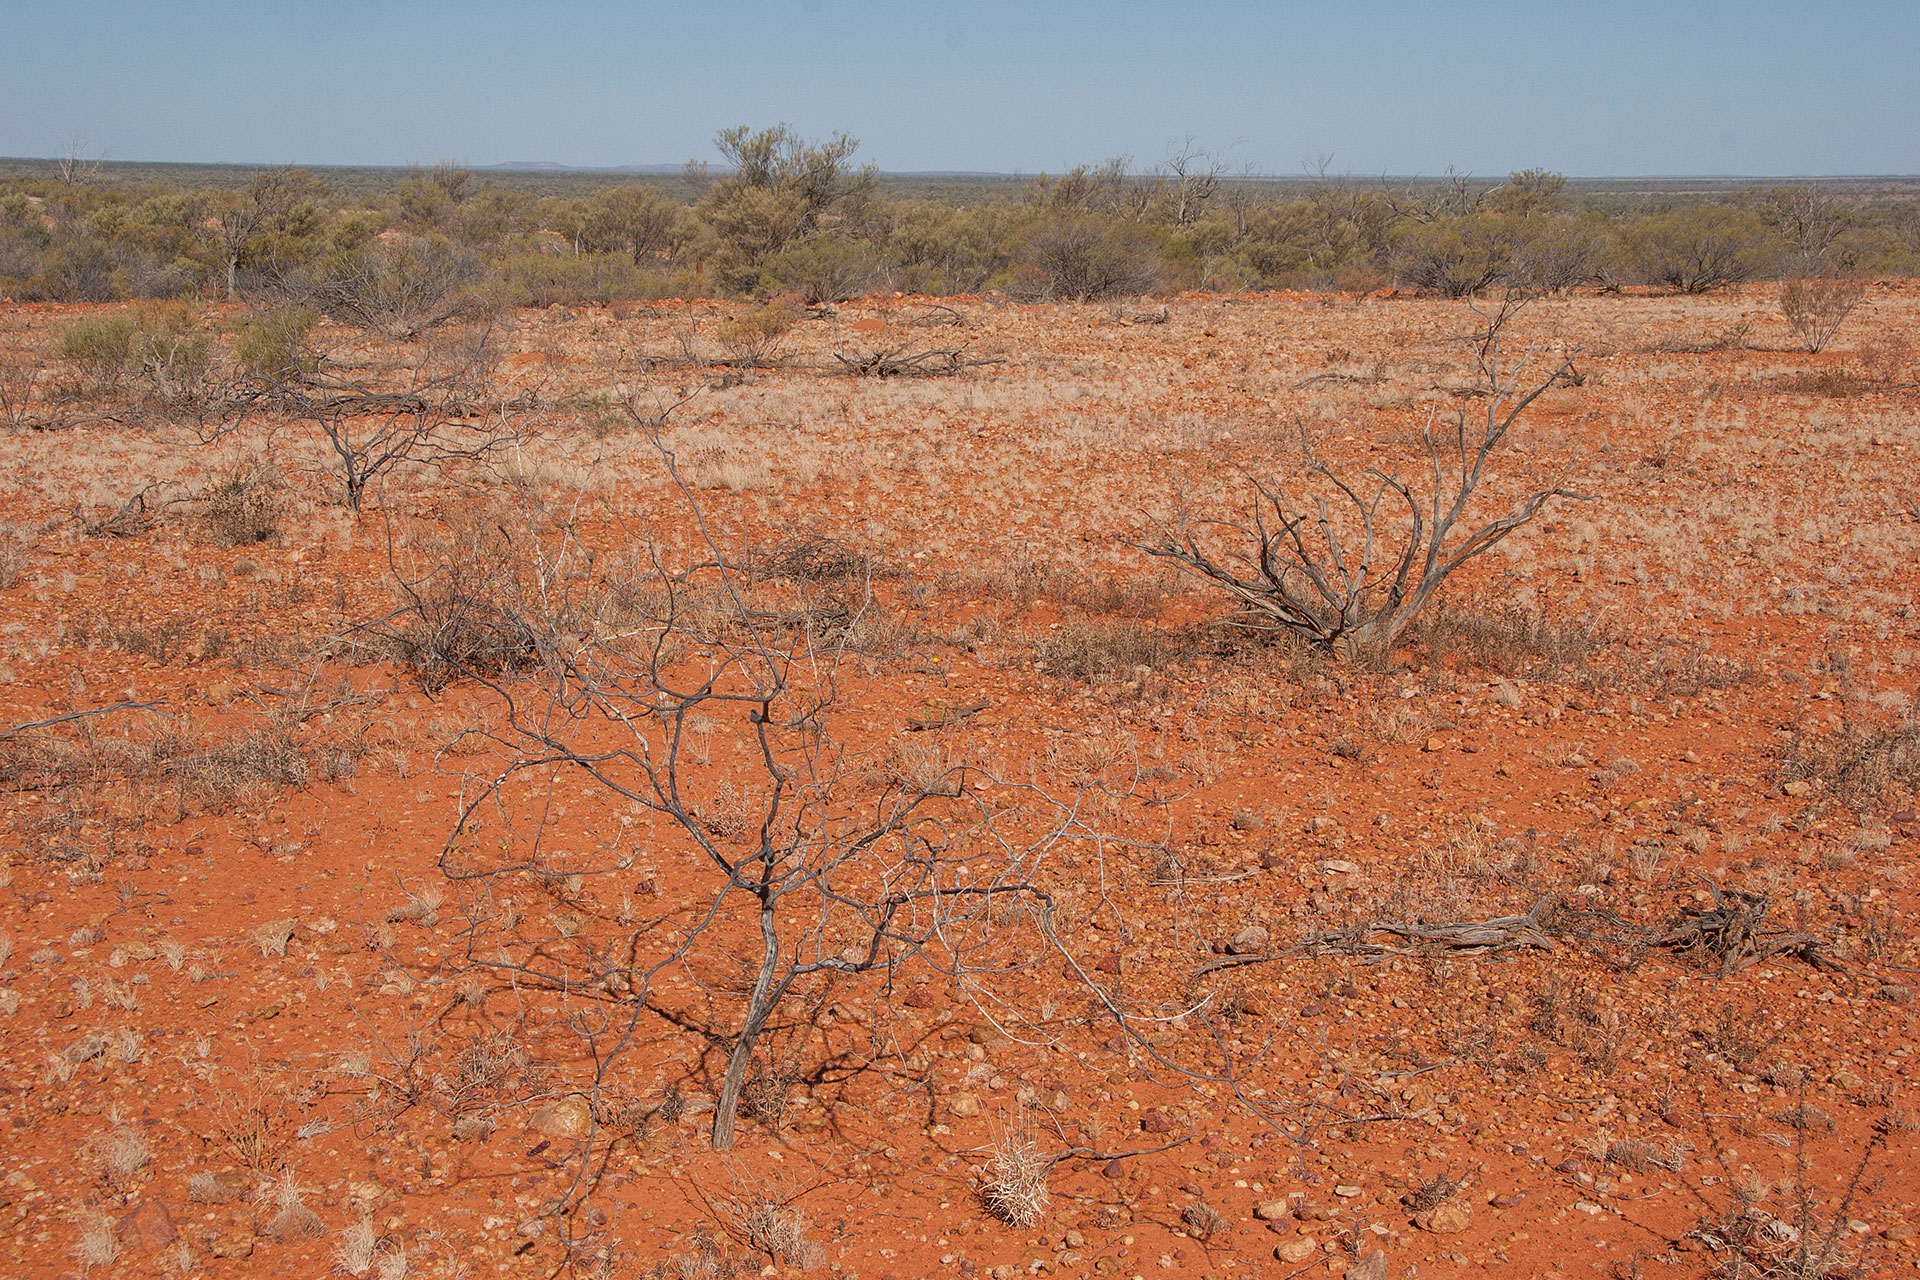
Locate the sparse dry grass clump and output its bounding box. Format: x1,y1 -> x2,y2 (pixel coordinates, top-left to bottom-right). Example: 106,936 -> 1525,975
1033,618 -> 1200,684
261,1172 -> 325,1241
73,1212 -> 119,1270
252,919 -> 297,957
984,1106 -> 1051,1229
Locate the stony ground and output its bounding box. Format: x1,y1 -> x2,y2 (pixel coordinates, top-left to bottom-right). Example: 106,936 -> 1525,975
0,285 -> 1916,1279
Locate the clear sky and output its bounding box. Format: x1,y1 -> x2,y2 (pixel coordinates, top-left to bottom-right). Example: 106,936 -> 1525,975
2,1 -> 1915,176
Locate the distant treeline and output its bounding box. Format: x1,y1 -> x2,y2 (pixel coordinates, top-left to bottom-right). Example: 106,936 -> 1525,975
4,128 -> 1916,310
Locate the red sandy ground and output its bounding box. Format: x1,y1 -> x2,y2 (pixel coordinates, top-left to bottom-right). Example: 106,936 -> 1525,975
0,285 -> 1916,1280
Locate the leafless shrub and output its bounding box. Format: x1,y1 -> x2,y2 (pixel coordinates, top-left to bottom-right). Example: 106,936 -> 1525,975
1144,298 -> 1582,658
295,237 -> 484,340
1779,275 -> 1866,354
436,430 -> 1100,1154
195,458 -> 285,546
1778,716 -> 1920,815
0,356 -> 67,432
1690,1107 -> 1885,1280
359,514 -> 541,693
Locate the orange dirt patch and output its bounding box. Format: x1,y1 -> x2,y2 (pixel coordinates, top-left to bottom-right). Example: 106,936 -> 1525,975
0,286 -> 1916,1279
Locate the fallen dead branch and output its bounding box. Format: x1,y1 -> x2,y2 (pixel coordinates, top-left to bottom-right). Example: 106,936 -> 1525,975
1655,877 -> 1844,976
1194,899 -> 1558,978
1192,887 -> 1848,984
832,345 -> 1005,378
905,700 -> 990,732
0,701 -> 170,741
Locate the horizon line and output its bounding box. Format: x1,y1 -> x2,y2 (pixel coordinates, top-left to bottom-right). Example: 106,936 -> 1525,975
2,156 -> 1916,185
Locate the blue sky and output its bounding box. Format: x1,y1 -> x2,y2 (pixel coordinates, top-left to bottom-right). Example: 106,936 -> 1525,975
2,1 -> 1915,175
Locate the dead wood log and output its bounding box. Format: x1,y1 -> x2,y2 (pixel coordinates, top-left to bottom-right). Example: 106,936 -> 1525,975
832,345 -> 1005,378
905,699 -> 990,732
1655,877 -> 1844,975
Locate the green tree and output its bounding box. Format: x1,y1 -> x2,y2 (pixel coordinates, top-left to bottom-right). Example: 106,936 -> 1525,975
1626,206 -> 1777,294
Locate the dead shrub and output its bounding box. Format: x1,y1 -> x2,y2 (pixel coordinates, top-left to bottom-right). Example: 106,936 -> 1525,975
195,459 -> 284,547
1779,275 -> 1866,354
369,520 -> 542,693
1778,716 -> 1920,814
710,300 -> 797,368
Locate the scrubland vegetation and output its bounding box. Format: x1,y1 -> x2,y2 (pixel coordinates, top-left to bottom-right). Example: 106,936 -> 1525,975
2,130 -> 1915,310
0,139 -> 1916,1278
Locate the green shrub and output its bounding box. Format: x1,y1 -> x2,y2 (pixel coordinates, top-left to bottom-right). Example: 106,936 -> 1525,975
1625,207 -> 1778,294
56,311 -> 141,365
497,251 -> 677,306
233,304 -> 320,381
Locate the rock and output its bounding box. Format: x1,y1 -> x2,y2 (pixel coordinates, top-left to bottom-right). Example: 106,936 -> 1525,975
452,1115 -> 496,1142
1334,1184 -> 1362,1198
1488,1191 -> 1527,1209
1348,1254 -> 1389,1280
1782,779 -> 1813,797
1273,1236 -> 1318,1263
1423,736 -> 1446,753
968,1024 -> 1001,1045
210,1234 -> 255,1259
1307,816 -> 1339,835
1415,1200 -> 1473,1234
531,1097 -> 592,1139
1228,925 -> 1270,955
991,1266 -> 1019,1280
1882,1222 -> 1914,1242
1254,1199 -> 1292,1222
118,1200 -> 177,1251
948,1092 -> 982,1118
1319,859 -> 1362,876
1140,1108 -> 1177,1133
